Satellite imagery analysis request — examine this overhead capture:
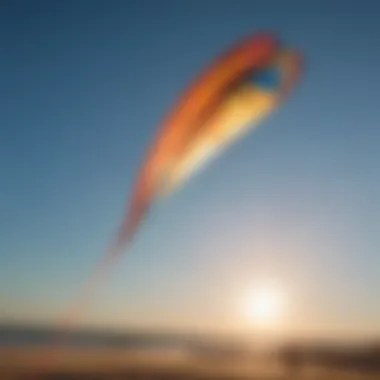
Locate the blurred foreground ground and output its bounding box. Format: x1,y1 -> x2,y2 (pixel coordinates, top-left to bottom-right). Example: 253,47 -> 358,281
0,347 -> 379,380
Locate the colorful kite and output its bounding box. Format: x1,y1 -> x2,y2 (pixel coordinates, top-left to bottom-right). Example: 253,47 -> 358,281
114,33 -> 303,254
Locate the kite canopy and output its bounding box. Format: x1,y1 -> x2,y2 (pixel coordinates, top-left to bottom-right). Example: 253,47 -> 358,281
115,33 -> 303,252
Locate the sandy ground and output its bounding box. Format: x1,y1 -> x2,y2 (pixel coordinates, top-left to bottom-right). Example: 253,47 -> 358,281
0,347 -> 378,380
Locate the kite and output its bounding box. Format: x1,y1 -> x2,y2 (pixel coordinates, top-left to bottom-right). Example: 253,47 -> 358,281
114,33 -> 303,253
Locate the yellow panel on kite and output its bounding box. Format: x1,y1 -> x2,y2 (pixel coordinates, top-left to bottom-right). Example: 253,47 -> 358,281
163,49 -> 301,194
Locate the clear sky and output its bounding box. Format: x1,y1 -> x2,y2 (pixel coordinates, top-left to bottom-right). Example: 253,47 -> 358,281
1,0 -> 379,339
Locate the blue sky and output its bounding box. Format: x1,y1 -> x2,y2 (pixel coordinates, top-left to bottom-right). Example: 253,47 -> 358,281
1,0 -> 379,338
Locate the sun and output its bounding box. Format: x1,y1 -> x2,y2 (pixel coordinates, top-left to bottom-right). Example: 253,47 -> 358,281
242,283 -> 287,328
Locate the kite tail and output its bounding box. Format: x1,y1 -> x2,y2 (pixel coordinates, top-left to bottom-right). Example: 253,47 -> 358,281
38,245 -> 123,370
40,202 -> 148,370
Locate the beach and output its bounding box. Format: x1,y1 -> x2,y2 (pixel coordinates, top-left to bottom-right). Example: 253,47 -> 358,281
1,346 -> 379,380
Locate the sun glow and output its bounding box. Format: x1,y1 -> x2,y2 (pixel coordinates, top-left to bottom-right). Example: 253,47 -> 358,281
242,283 -> 287,328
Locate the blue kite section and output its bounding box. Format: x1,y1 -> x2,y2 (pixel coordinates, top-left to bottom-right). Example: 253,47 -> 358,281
249,67 -> 282,91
